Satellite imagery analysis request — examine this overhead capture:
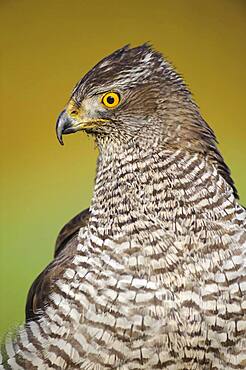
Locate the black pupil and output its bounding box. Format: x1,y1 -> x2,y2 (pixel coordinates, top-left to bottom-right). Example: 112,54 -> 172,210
107,95 -> 115,105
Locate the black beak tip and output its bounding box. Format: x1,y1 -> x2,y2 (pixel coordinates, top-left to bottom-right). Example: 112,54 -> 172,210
57,133 -> 64,146
56,110 -> 66,146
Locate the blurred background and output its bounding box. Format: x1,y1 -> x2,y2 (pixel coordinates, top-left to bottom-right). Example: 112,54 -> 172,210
0,0 -> 245,337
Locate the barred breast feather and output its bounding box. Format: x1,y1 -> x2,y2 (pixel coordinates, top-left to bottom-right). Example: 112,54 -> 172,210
1,146 -> 246,369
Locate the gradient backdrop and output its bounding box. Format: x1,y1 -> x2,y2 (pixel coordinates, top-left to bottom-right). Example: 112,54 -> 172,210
0,0 -> 245,337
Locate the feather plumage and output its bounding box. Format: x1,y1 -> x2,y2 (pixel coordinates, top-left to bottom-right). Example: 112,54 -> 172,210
1,45 -> 245,370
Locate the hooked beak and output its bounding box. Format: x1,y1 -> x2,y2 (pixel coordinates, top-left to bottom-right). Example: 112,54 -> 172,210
56,109 -> 109,145
56,110 -> 77,145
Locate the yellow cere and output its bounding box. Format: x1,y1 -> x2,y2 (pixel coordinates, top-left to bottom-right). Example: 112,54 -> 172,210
67,100 -> 80,117
101,92 -> 120,108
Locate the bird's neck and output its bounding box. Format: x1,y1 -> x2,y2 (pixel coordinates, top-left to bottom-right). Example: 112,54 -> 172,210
88,138 -> 235,238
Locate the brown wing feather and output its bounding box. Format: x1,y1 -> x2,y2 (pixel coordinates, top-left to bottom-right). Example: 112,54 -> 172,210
54,208 -> 90,257
25,208 -> 90,322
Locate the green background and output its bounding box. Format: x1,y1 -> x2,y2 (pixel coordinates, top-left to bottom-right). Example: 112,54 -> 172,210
0,0 -> 245,337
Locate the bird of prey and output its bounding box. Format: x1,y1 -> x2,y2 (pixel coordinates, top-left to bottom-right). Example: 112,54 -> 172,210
1,44 -> 245,369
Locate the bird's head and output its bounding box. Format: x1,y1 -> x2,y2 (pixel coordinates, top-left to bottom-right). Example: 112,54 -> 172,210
56,44 -> 196,147
56,44 -> 238,197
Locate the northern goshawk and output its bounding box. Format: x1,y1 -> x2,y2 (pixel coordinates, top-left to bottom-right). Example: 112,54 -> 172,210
1,44 -> 246,369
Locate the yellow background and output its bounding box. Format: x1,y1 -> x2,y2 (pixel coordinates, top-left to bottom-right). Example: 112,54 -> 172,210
0,0 -> 245,336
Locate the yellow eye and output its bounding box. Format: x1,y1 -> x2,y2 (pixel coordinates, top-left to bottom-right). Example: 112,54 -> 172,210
101,92 -> 120,108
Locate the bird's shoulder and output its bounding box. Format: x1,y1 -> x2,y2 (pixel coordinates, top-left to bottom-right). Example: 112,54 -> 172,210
25,208 -> 90,322
54,207 -> 90,257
